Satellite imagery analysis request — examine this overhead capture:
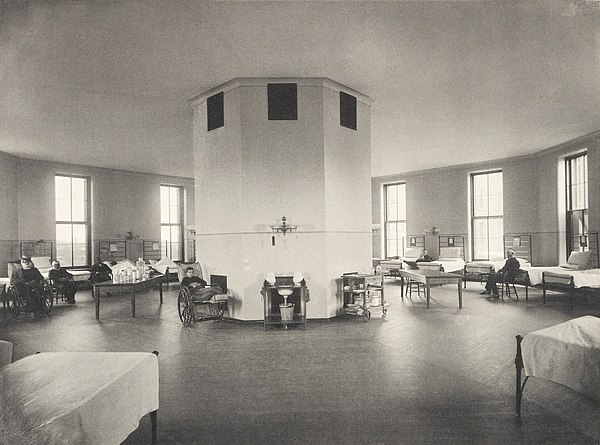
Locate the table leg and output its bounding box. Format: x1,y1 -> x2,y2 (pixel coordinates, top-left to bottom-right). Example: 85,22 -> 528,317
95,287 -> 100,320
151,410 -> 157,444
159,280 -> 163,304
458,279 -> 463,309
400,276 -> 405,299
426,281 -> 431,309
131,288 -> 136,318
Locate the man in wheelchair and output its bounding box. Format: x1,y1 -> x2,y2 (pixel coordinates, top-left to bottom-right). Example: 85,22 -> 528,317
181,267 -> 221,302
10,255 -> 47,317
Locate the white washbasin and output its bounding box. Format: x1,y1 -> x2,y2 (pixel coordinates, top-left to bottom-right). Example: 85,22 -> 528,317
277,286 -> 294,297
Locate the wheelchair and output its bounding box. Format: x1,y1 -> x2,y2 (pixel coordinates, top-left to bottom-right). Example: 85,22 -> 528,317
177,285 -> 227,327
176,263 -> 228,327
5,281 -> 53,317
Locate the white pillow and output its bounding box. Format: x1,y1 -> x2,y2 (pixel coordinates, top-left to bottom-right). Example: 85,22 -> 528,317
559,263 -> 580,270
566,251 -> 592,269
515,258 -> 530,267
438,247 -> 462,259
153,257 -> 178,274
403,247 -> 422,259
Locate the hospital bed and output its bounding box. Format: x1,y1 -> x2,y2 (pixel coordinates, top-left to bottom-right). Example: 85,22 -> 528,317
515,316 -> 600,417
0,351 -> 159,444
522,236 -> 599,306
416,235 -> 465,273
379,235 -> 425,278
463,234 -> 532,288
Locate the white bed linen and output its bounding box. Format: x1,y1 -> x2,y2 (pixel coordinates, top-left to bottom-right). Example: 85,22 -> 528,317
531,267 -> 600,288
379,259 -> 412,273
522,316 -> 600,402
0,352 -> 158,445
152,257 -> 178,275
39,269 -> 91,282
420,259 -> 465,273
467,258 -> 531,272
522,266 -> 566,286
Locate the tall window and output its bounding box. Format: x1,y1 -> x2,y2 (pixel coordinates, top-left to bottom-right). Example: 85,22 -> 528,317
566,152 -> 588,254
384,183 -> 406,258
471,171 -> 503,260
55,175 -> 89,267
160,185 -> 182,261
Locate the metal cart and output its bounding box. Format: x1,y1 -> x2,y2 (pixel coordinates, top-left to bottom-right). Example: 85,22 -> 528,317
342,273 -> 387,322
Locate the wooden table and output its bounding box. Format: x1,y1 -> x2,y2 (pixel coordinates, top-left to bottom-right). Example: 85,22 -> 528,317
0,351 -> 159,444
93,274 -> 164,319
399,269 -> 463,309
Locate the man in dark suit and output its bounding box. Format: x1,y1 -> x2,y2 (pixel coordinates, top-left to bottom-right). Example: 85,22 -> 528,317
49,260 -> 77,304
480,249 -> 520,298
10,255 -> 46,317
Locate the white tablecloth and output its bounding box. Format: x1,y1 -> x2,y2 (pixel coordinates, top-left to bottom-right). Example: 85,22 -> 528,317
0,352 -> 158,444
522,316 -> 600,402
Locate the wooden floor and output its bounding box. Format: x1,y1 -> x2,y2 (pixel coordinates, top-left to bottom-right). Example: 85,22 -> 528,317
2,280 -> 600,444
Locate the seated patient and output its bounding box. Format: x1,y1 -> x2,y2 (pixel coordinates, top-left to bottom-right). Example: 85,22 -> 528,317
181,267 -> 220,302
416,249 -> 433,262
10,255 -> 46,317
49,260 -> 77,304
480,249 -> 520,298
89,257 -> 112,283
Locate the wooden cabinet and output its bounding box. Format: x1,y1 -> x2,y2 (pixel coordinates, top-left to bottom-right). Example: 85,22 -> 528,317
261,275 -> 308,330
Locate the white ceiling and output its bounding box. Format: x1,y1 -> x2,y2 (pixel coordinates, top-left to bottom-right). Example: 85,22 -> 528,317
1,1 -> 599,178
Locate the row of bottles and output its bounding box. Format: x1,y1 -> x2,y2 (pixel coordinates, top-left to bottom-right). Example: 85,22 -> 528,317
112,258 -> 147,283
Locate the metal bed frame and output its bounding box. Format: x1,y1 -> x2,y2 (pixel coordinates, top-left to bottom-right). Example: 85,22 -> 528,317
416,234 -> 465,273
540,232 -> 599,308
463,233 -> 532,288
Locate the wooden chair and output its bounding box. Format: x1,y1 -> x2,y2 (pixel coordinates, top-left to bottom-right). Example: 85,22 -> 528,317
407,280 -> 424,298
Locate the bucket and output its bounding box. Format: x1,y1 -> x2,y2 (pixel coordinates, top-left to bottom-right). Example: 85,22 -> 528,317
279,303 -> 294,321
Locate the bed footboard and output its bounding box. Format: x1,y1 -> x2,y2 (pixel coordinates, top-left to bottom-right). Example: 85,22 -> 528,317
542,271 -> 575,308
463,265 -> 493,288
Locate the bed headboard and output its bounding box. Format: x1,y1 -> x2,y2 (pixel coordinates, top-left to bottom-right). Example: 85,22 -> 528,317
143,240 -> 163,261
96,240 -> 127,263
504,234 -> 532,263
403,235 -> 425,255
20,240 -> 53,260
438,235 -> 465,259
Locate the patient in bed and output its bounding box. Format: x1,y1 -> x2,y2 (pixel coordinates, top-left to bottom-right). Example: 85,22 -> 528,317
480,249 -> 520,298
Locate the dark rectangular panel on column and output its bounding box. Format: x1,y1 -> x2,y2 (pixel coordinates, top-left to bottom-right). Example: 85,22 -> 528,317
268,83 -> 297,120
340,91 -> 357,130
207,92 -> 224,131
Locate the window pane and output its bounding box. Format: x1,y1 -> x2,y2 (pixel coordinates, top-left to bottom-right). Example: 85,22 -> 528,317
161,226 -> 171,243
56,224 -> 72,266
488,192 -> 503,216
473,196 -> 488,217
72,224 -> 87,267
386,202 -> 398,221
160,203 -> 170,224
56,198 -> 71,221
473,218 -> 489,260
55,176 -> 72,221
169,204 -> 178,223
